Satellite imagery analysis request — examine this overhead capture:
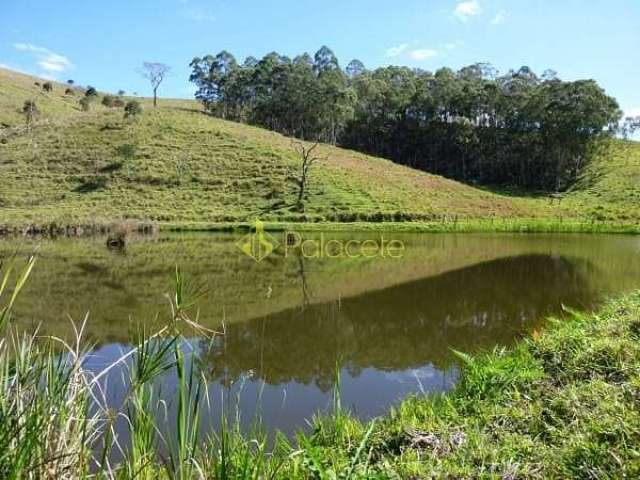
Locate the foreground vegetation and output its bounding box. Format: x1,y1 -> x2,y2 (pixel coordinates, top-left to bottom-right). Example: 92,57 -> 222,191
1,67 -> 640,233
2,257 -> 640,478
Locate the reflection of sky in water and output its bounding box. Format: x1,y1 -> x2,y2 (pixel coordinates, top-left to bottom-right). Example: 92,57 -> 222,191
82,342 -> 459,443
382,365 -> 459,394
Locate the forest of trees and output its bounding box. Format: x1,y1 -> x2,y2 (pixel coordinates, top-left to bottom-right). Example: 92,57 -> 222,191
189,46 -> 622,191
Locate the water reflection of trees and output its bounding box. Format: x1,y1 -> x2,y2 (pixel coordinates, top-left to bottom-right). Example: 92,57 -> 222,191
200,254 -> 596,390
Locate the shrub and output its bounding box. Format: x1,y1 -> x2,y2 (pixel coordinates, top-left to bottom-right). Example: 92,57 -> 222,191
85,86 -> 98,97
113,97 -> 125,108
22,100 -> 39,125
79,97 -> 92,112
115,143 -> 138,160
34,82 -> 41,88
123,100 -> 143,121
101,95 -> 116,108
65,88 -> 75,96
42,82 -> 53,92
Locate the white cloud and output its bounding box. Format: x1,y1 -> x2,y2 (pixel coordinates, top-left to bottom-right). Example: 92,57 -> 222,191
491,9 -> 508,25
183,6 -> 216,22
0,63 -> 28,74
444,40 -> 464,50
625,107 -> 640,118
13,43 -> 49,53
38,53 -> 72,72
13,43 -> 73,77
455,0 -> 481,21
409,48 -> 439,61
385,44 -> 408,58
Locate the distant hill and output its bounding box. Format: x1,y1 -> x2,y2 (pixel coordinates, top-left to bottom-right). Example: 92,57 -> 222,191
0,67 -> 637,229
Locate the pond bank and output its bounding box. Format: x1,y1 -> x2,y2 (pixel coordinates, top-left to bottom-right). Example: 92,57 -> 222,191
2,217 -> 639,237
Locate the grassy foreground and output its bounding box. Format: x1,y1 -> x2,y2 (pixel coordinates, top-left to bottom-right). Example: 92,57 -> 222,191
2,259 -> 640,478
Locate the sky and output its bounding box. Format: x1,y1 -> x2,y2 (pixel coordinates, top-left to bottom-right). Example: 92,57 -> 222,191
1,0 -> 638,118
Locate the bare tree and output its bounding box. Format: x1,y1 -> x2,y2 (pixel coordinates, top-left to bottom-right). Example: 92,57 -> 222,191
140,62 -> 170,108
291,140 -> 326,211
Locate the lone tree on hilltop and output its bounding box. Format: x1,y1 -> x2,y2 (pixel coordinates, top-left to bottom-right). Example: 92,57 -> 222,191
140,62 -> 170,108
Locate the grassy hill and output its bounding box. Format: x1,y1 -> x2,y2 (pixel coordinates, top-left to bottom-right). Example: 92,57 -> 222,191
0,67 -> 638,232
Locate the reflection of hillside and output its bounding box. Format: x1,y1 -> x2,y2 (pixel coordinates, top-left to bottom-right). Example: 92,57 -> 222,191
3,233 -> 639,343
200,254 -> 595,391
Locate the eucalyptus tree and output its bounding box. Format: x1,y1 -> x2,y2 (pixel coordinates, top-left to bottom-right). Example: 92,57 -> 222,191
188,47 -> 621,190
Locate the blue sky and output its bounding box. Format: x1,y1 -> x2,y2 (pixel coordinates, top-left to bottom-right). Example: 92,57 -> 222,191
1,0 -> 638,117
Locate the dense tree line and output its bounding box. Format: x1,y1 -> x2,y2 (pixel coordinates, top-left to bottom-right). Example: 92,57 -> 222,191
189,46 -> 621,190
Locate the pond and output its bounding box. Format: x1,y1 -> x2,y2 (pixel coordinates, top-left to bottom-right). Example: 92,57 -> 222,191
2,232 -> 640,439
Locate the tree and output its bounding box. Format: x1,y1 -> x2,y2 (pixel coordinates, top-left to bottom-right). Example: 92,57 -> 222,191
620,116 -> 640,139
22,100 -> 39,127
186,47 -> 621,191
313,46 -> 339,73
117,90 -> 126,96
85,86 -> 98,97
141,62 -> 170,108
346,59 -> 366,79
67,79 -> 74,85
124,100 -> 143,121
291,140 -> 325,211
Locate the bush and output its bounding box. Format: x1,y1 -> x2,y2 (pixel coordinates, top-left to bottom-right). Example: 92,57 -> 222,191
64,88 -> 75,96
22,100 -> 39,125
79,97 -> 92,112
123,100 -> 143,121
115,143 -> 138,160
113,97 -> 125,108
101,95 -> 116,108
42,82 -> 53,92
85,86 -> 98,97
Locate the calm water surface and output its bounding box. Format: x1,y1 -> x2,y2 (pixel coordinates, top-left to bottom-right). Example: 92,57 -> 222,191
2,232 -> 640,439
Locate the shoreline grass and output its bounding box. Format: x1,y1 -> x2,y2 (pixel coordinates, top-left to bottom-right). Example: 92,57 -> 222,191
1,217 -> 639,238
165,217 -> 640,235
1,257 -> 640,477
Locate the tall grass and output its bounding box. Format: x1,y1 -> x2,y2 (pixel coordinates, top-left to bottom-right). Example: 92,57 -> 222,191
0,257 -> 371,478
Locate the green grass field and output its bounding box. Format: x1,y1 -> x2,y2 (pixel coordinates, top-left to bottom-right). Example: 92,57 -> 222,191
1,67 -> 639,232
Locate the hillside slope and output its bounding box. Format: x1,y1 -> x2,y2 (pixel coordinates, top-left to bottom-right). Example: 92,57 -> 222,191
0,67 -> 637,229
